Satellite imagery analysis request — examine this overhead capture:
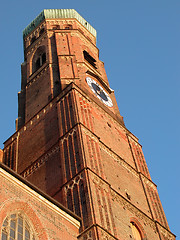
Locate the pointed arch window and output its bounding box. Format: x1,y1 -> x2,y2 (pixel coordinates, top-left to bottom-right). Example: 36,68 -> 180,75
1,212 -> 36,240
32,46 -> 46,73
130,222 -> 142,240
35,52 -> 46,70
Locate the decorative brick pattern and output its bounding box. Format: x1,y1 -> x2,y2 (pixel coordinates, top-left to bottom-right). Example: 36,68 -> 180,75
91,174 -> 117,238
57,91 -> 77,136
129,137 -> 151,179
21,145 -> 60,178
156,222 -> 176,240
3,140 -> 17,171
78,226 -> 97,240
60,127 -> 83,182
63,172 -> 92,230
146,185 -> 169,229
79,95 -> 94,131
86,135 -> 104,177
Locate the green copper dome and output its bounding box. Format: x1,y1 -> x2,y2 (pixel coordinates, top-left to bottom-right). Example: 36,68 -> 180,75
23,9 -> 97,38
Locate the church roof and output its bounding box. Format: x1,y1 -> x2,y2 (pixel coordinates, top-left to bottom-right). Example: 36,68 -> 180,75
23,9 -> 97,38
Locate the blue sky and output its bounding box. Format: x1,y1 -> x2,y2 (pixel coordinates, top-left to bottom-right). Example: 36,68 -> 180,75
0,0 -> 179,238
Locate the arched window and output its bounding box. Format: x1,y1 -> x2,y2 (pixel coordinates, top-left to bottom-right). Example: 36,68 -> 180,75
35,52 -> 46,70
32,46 -> 46,73
31,36 -> 36,44
52,25 -> 60,30
1,212 -> 36,240
64,24 -> 72,30
39,28 -> 45,36
130,222 -> 142,240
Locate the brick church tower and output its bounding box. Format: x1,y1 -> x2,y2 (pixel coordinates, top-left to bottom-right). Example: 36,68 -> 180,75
2,9 -> 175,240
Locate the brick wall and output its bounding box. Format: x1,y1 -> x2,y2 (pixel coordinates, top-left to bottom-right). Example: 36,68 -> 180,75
0,149 -> 3,162
0,164 -> 80,240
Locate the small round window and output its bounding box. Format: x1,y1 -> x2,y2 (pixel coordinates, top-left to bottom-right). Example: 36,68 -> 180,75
1,212 -> 36,240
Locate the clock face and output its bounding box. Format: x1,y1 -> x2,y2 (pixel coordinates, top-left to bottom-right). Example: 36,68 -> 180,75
86,77 -> 113,107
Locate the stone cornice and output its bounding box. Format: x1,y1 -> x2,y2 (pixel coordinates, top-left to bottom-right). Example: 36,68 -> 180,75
23,9 -> 97,38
